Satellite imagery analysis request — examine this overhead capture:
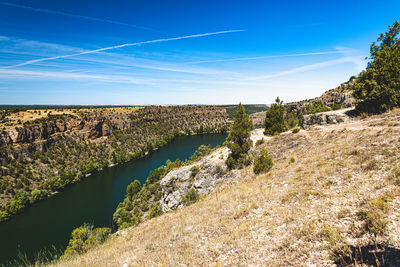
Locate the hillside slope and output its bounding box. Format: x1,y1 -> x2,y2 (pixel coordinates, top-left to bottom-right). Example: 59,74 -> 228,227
55,109 -> 400,266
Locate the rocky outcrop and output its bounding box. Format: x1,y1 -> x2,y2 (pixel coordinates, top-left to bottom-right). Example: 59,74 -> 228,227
285,79 -> 356,112
251,112 -> 266,128
302,108 -> 353,129
320,79 -> 356,107
0,116 -> 112,148
160,147 -> 234,212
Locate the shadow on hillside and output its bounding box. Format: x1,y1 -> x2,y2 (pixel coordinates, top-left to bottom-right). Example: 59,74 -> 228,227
335,244 -> 400,266
344,108 -> 360,118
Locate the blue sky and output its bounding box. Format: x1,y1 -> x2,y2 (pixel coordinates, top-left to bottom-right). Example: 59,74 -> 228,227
0,0 -> 399,104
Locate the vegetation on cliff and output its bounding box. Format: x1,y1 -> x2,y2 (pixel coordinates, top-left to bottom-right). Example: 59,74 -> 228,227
113,144 -> 214,230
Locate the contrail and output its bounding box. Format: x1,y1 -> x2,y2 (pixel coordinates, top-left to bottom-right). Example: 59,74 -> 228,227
4,30 -> 245,68
189,51 -> 340,64
0,2 -> 166,33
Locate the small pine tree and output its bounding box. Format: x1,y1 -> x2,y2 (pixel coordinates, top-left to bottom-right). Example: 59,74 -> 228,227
226,103 -> 254,169
264,97 -> 288,136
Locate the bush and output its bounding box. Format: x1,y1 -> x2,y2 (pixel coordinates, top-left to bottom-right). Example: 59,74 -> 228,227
29,189 -> 47,203
292,127 -> 300,134
0,210 -> 9,222
181,188 -> 200,206
303,100 -> 331,114
189,145 -> 212,162
357,196 -> 390,238
330,103 -> 342,111
253,149 -> 274,174
148,203 -> 163,219
61,224 -> 111,259
190,165 -> 200,178
255,138 -> 264,146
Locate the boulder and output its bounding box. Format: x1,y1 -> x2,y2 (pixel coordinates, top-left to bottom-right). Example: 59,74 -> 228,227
159,155 -> 231,212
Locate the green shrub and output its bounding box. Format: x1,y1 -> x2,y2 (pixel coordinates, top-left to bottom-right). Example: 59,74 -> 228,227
357,195 -> 390,237
148,203 -> 163,219
61,224 -> 111,259
255,138 -> 264,146
303,100 -> 331,114
189,145 -> 212,162
253,149 -> 274,174
292,127 -> 300,134
181,188 -> 200,206
29,189 -> 47,203
330,103 -> 342,110
113,205 -> 134,229
0,210 -> 9,222
190,165 -> 200,178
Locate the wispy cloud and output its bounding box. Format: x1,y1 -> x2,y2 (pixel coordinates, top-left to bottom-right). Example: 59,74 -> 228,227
0,36 -> 238,75
0,36 -> 10,41
0,68 -> 153,85
0,2 -> 167,34
189,51 -> 341,64
246,56 -> 365,81
46,52 -> 240,75
0,36 -> 84,57
4,30 -> 245,69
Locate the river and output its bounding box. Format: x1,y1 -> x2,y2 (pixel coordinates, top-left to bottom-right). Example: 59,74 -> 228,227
0,133 -> 227,265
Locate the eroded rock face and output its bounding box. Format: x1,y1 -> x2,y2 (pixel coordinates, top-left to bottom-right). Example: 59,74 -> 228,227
285,79 -> 356,113
302,110 -> 350,129
251,112 -> 266,128
160,165 -> 193,211
160,149 -> 233,212
319,91 -> 355,108
0,117 -> 111,148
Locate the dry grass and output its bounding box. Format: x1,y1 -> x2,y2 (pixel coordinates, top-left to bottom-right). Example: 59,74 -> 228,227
54,109 -> 400,267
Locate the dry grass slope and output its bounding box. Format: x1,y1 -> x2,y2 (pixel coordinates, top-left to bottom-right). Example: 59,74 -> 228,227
55,109 -> 400,266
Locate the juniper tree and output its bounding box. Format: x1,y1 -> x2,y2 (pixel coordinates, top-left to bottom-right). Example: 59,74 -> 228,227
226,103 -> 253,169
353,21 -> 400,113
264,97 -> 288,136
